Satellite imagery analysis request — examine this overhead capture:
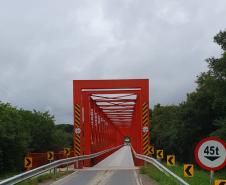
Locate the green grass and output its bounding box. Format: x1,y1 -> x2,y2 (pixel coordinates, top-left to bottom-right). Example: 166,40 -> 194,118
140,163 -> 226,185
16,170 -> 74,185
163,162 -> 226,185
140,165 -> 180,185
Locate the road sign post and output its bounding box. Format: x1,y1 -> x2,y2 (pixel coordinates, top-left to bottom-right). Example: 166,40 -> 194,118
47,151 -> 54,173
210,171 -> 214,185
64,148 -> 70,171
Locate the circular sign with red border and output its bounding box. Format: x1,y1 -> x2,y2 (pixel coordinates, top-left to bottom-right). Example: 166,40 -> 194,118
195,137 -> 226,171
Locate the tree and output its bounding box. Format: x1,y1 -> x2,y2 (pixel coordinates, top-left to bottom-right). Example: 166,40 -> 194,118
213,29 -> 226,51
0,103 -> 31,173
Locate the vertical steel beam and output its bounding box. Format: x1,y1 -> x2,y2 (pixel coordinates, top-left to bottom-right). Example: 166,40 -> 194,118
83,93 -> 91,167
136,93 -> 144,166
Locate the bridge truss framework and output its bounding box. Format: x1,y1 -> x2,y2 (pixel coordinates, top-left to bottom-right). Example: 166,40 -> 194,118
73,79 -> 149,168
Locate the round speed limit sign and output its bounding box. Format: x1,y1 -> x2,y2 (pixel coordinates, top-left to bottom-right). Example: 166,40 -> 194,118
195,137 -> 226,171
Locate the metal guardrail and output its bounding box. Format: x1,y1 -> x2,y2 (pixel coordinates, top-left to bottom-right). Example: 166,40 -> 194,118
0,145 -> 123,185
131,146 -> 189,185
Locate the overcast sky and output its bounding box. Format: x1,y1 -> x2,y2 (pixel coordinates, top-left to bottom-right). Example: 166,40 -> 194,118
0,0 -> 226,125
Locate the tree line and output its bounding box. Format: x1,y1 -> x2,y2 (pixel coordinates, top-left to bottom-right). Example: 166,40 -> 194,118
0,103 -> 73,175
149,29 -> 226,166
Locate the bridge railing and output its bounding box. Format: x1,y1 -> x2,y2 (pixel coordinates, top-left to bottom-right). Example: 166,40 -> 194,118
0,145 -> 123,185
131,145 -> 189,185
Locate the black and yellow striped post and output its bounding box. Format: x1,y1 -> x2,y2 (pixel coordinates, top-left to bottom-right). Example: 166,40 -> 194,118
143,102 -> 149,156
75,104 -> 81,157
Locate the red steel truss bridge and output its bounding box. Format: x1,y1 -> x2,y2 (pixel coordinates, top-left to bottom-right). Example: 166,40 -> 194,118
74,79 -> 149,168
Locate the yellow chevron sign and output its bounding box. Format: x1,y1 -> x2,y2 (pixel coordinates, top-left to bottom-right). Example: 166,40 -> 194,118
184,164 -> 193,177
64,148 -> 70,156
149,146 -> 154,154
47,151 -> 54,160
215,180 -> 226,185
156,150 -> 163,159
24,157 -> 32,168
167,155 -> 175,166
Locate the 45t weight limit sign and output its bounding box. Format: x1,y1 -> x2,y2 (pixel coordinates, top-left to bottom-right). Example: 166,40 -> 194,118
195,137 -> 226,171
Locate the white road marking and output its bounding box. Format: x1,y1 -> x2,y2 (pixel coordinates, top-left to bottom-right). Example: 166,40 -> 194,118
50,170 -> 78,185
133,169 -> 142,185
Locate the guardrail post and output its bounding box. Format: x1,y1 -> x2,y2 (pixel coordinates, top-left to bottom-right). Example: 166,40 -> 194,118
67,155 -> 68,171
157,158 -> 161,163
76,160 -> 79,169
50,160 -> 51,173
54,167 -> 57,176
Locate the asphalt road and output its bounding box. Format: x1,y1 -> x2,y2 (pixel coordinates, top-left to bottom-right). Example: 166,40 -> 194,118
94,146 -> 134,167
51,168 -> 140,185
51,146 -> 141,185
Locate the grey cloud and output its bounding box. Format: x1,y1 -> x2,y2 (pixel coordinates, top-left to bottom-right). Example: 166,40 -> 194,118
0,0 -> 226,124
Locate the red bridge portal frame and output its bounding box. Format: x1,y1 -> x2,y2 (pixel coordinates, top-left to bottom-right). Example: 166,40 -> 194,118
73,79 -> 149,168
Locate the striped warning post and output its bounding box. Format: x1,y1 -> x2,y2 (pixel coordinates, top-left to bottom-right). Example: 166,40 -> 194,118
143,102 -> 149,156
75,104 -> 80,128
75,104 -> 81,156
75,134 -> 80,156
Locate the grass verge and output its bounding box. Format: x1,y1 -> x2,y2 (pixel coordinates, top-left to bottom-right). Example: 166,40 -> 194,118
139,165 -> 180,185
16,170 -> 74,185
163,162 -> 226,185
140,163 -> 226,185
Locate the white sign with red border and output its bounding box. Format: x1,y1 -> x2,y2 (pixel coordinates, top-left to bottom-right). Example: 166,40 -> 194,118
142,126 -> 149,133
195,137 -> 226,171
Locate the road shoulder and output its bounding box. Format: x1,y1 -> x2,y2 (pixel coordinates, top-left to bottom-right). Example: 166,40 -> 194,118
136,169 -> 158,185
